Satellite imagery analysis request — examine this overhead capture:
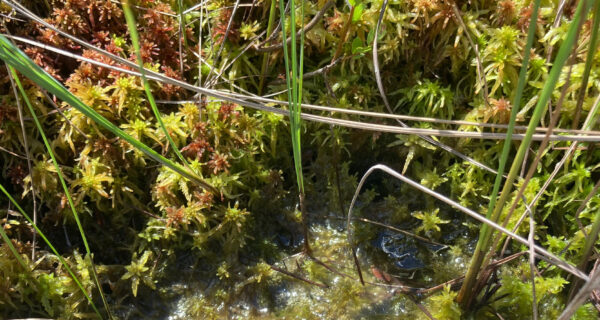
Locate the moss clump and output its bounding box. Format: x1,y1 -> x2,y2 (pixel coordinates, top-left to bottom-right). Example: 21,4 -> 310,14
0,0 -> 600,318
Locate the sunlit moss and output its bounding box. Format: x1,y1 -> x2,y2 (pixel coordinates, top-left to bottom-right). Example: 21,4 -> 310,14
1,0 -> 600,318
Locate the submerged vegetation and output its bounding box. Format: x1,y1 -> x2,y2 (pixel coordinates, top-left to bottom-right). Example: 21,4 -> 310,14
1,0 -> 600,318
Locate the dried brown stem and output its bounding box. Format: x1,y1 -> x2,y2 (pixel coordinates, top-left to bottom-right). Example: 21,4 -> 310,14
269,264 -> 329,288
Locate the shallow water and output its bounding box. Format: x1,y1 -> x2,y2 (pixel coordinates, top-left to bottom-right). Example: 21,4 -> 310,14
124,196 -> 475,319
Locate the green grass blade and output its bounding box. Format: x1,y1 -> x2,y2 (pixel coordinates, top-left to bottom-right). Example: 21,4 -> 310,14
297,0 -> 305,160
279,0 -> 304,193
578,207 -> 600,271
0,35 -> 217,194
122,0 -> 192,169
10,66 -> 112,318
485,0 -> 541,236
572,1 -> 600,284
458,0 -> 592,304
278,0 -> 291,123
258,0 -> 278,94
279,0 -> 311,253
457,0 -> 541,303
0,182 -> 103,318
289,0 -> 304,193
572,0 -> 600,129
486,0 -> 591,251
296,0 -> 305,193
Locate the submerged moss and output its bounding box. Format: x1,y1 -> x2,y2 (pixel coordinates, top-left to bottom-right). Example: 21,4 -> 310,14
1,0 -> 600,318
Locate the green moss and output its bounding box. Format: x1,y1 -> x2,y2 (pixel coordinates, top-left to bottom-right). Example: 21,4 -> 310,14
0,0 -> 599,318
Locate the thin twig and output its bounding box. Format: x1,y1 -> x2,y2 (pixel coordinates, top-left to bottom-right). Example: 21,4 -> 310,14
418,252 -> 527,295
355,217 -> 447,248
177,0 -> 185,76
209,0 -> 241,87
269,57 -> 343,85
7,35 -> 600,138
490,61 -> 574,265
253,0 -> 335,52
6,63 -> 37,260
191,50 -> 257,96
197,0 -> 204,110
40,90 -> 90,139
346,164 -> 589,282
8,34 -> 600,143
405,293 -> 437,320
558,270 -> 600,320
0,146 -> 27,159
206,31 -> 266,88
529,199 -> 538,320
269,264 -> 329,288
126,204 -> 165,221
0,12 -> 25,22
183,0 -> 211,15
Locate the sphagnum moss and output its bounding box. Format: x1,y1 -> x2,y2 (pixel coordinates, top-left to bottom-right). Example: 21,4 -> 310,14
0,0 -> 600,318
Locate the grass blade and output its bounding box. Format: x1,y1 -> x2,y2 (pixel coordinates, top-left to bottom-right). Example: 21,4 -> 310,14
346,164 -> 589,282
458,0 -> 542,303
458,0 -> 592,305
9,66 -> 112,318
285,0 -> 304,194
279,0 -> 309,252
571,0 -> 600,129
0,182 -> 103,318
122,0 -> 193,169
258,0 -> 278,94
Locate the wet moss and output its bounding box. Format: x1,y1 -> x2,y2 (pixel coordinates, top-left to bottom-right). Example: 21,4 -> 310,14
1,0 -> 600,318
